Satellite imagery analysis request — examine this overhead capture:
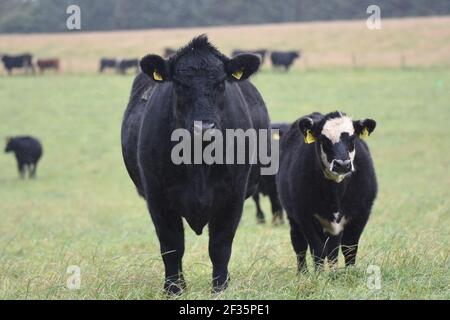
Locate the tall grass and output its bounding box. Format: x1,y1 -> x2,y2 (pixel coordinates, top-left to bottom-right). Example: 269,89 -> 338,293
0,69 -> 448,299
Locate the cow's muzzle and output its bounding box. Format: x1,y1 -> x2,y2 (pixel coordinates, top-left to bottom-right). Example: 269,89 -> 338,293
331,159 -> 352,174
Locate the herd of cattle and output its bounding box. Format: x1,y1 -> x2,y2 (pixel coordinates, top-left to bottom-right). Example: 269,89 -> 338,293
0,54 -> 59,74
121,35 -> 378,295
1,47 -> 300,75
4,35 -> 377,296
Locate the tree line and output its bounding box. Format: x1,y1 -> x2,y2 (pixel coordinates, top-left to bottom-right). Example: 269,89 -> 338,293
1,0 -> 449,33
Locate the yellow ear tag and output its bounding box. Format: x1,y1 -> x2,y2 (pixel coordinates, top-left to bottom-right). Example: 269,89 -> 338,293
153,70 -> 163,81
272,132 -> 280,140
304,130 -> 315,144
360,127 -> 369,139
232,69 -> 243,80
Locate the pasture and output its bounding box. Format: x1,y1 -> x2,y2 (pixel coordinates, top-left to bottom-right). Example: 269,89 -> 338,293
1,16 -> 450,72
0,67 -> 449,299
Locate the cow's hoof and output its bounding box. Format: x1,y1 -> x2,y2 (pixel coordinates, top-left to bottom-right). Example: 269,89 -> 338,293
272,211 -> 284,225
212,277 -> 229,294
164,278 -> 186,296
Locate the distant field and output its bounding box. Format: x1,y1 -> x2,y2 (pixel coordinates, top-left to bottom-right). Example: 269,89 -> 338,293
0,68 -> 449,299
1,16 -> 450,73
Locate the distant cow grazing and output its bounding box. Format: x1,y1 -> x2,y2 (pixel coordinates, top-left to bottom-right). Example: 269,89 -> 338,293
121,35 -> 269,295
99,58 -> 117,73
37,59 -> 59,73
5,136 -> 43,179
117,59 -> 139,74
278,111 -> 377,271
252,122 -> 290,224
270,51 -> 300,71
232,49 -> 267,64
1,54 -> 35,75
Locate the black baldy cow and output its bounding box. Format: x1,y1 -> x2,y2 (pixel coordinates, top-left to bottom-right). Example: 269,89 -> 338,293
121,35 -> 269,294
252,122 -> 290,224
5,136 -> 43,179
277,111 -> 377,271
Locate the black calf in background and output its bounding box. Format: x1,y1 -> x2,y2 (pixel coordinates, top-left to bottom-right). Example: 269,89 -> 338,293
252,122 -> 290,224
5,136 -> 43,179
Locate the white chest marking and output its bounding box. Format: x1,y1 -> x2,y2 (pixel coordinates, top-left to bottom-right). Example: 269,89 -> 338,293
314,213 -> 347,236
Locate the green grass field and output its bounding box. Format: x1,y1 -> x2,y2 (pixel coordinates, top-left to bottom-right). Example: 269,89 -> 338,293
0,68 -> 449,299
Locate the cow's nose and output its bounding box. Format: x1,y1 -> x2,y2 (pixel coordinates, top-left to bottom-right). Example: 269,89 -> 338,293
332,159 -> 352,174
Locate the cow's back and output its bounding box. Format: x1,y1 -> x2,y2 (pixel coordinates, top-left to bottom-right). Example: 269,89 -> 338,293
15,136 -> 42,162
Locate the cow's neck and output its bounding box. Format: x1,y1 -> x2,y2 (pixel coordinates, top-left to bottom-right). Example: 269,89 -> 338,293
313,157 -> 351,211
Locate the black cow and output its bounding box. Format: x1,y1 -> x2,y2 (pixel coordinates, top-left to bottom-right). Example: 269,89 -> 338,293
232,49 -> 267,64
277,111 -> 377,271
1,54 -> 35,75
99,58 -> 117,73
117,59 -> 139,74
121,35 -> 269,295
270,51 -> 300,71
252,122 -> 290,224
5,136 -> 43,179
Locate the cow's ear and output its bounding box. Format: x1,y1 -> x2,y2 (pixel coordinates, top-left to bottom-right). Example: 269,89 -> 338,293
140,54 -> 170,82
226,54 -> 261,81
297,117 -> 317,144
353,119 -> 376,139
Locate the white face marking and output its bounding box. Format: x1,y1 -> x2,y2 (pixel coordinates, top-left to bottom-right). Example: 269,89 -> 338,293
314,213 -> 347,236
321,116 -> 354,144
319,116 -> 356,183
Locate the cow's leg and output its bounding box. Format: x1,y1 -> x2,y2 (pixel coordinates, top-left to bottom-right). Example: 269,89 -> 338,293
269,192 -> 283,225
252,192 -> 265,223
325,233 -> 343,270
147,200 -> 185,295
29,163 -> 37,178
17,162 -> 25,179
341,219 -> 367,266
299,217 -> 326,271
208,200 -> 243,293
288,218 -> 308,273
